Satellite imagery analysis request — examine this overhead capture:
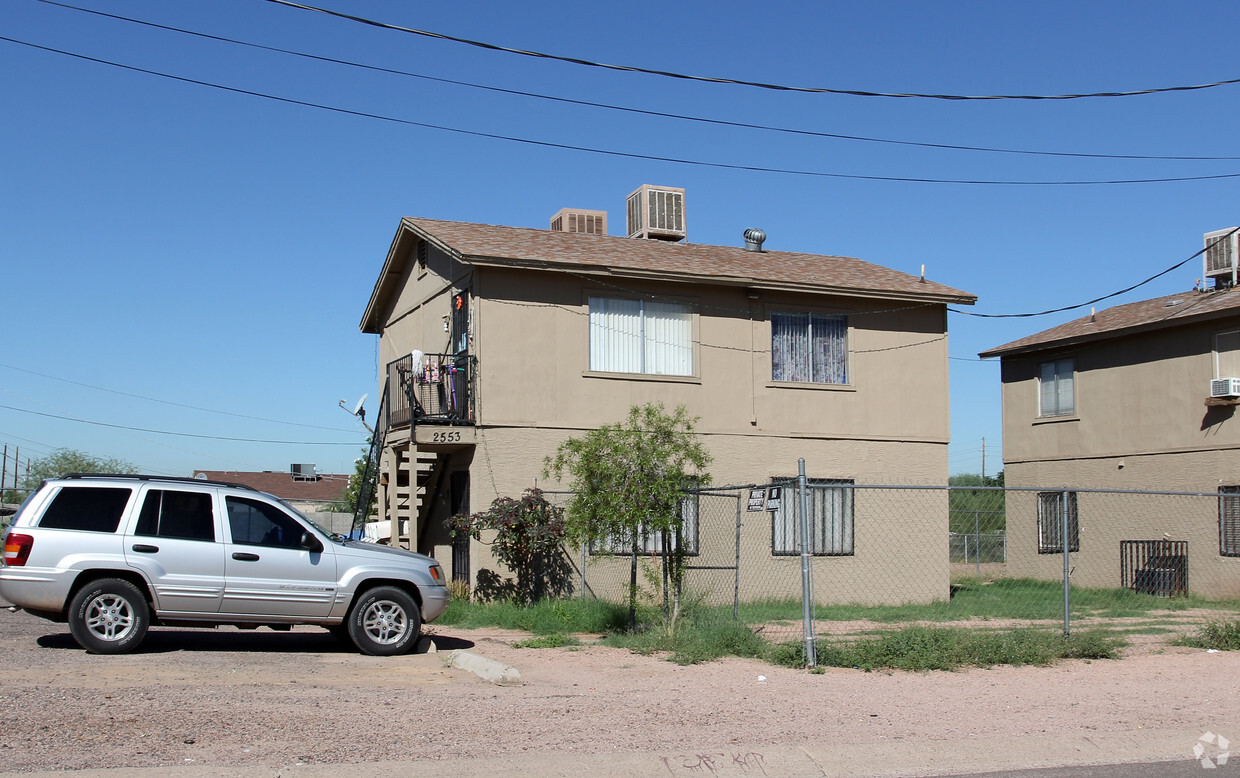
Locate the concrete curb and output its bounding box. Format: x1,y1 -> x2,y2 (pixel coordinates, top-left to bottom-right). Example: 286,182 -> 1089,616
449,649 -> 523,686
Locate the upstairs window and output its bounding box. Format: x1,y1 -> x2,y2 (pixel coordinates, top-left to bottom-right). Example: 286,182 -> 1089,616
588,297 -> 693,376
1215,331 -> 1240,379
771,313 -> 848,384
1038,359 -> 1075,417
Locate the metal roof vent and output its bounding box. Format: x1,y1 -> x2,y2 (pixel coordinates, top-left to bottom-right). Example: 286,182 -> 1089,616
743,228 -> 766,252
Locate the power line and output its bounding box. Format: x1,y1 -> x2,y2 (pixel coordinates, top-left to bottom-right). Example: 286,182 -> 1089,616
0,403 -> 360,445
7,34 -> 1240,187
35,1 -> 1240,162
260,0 -> 1240,102
948,228 -> 1236,318
0,362 -> 356,432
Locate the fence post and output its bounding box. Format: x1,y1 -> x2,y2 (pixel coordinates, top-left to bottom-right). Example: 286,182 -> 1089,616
798,459 -> 816,668
734,493 -> 741,622
1061,489 -> 1071,637
974,508 -> 982,579
580,543 -> 587,601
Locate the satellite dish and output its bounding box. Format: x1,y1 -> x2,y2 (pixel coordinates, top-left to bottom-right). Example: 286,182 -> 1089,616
352,394 -> 368,416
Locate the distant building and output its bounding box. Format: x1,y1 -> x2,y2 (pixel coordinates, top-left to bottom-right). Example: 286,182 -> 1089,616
192,467 -> 349,514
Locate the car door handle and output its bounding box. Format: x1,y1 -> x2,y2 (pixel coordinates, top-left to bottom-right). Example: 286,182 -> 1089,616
232,552 -> 260,561
131,544 -> 159,553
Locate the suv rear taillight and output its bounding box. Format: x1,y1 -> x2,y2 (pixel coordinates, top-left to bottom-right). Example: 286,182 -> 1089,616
3,533 -> 33,566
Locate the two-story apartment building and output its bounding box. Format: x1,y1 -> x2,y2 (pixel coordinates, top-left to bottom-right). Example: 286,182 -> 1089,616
981,270 -> 1240,598
359,186 -> 976,605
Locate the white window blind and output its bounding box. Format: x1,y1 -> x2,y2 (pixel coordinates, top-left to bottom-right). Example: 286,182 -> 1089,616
772,479 -> 854,556
588,297 -> 692,376
1039,359 -> 1075,417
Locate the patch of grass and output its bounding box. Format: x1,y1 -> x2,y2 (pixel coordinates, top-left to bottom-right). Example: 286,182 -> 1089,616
436,597 -> 629,635
1174,619 -> 1240,651
740,579 -> 1238,626
769,626 -> 1122,671
602,615 -> 766,665
512,633 -> 580,649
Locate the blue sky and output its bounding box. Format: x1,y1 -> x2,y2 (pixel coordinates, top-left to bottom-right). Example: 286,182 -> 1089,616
3,0 -> 1240,482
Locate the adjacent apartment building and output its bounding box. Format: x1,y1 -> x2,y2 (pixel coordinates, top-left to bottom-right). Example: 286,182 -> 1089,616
980,227 -> 1240,598
359,186 -> 976,605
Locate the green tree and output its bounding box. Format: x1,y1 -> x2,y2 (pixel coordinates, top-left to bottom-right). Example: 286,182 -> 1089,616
445,488 -> 569,604
19,449 -> 137,493
340,445 -> 377,518
544,403 -> 711,628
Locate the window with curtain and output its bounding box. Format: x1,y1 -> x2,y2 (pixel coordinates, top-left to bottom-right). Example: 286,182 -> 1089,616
772,479 -> 854,556
771,312 -> 848,384
588,297 -> 693,376
1037,491 -> 1079,553
1038,359 -> 1075,417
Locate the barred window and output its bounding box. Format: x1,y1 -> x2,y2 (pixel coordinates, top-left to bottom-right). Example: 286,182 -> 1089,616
772,479 -> 854,556
590,493 -> 699,556
1037,491 -> 1079,553
1219,486 -> 1240,557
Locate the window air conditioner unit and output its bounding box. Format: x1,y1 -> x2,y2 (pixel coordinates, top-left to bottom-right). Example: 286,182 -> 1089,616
626,185 -> 686,241
1210,378 -> 1240,398
1204,228 -> 1239,287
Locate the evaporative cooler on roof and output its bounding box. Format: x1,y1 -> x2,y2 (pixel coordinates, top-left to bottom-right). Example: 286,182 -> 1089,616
626,185 -> 686,241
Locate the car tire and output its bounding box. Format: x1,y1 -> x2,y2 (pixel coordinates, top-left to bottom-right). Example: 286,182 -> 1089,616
67,578 -> 150,654
347,586 -> 421,656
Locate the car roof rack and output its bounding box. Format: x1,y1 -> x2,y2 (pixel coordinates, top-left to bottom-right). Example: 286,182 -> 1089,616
62,473 -> 259,491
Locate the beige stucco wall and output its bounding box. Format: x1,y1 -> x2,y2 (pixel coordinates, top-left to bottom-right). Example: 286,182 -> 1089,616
439,427 -> 950,606
999,317 -> 1240,599
472,265 -> 952,447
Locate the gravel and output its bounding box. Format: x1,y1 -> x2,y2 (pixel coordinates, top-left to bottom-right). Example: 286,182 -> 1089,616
1,604 -> 1238,775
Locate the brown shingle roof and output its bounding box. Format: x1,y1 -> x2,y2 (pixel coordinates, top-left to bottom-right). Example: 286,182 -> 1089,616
979,288 -> 1240,359
409,217 -> 975,302
192,470 -> 349,502
361,218 -> 975,332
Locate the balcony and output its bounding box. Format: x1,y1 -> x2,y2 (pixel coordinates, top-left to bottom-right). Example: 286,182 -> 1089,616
386,352 -> 476,428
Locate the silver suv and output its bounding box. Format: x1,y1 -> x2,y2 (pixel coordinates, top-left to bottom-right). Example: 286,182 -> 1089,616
0,474 -> 449,655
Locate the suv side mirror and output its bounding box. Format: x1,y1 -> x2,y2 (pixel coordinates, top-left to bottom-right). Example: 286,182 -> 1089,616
300,532 -> 324,553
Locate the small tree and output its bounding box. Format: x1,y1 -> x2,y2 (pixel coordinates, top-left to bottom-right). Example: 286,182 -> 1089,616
341,445 -> 377,518
19,449 -> 137,492
445,488 -> 569,604
544,403 -> 711,628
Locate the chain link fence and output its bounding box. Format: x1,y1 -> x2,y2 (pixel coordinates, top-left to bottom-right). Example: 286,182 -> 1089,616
534,483 -> 1240,654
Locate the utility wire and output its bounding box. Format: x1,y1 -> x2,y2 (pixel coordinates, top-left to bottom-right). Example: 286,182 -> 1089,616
0,403 -> 360,445
0,361 -> 356,432
6,35 -> 1240,187
35,0 -> 1240,162
950,228 -> 1238,318
261,0 -> 1240,101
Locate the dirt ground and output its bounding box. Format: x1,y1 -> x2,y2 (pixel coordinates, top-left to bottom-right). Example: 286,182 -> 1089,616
1,603 -> 1238,777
